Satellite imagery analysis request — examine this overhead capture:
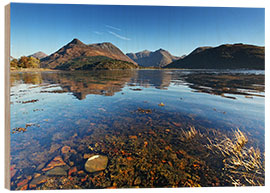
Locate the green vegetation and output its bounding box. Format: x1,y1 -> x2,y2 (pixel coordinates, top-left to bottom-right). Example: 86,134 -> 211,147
10,56 -> 40,69
55,56 -> 138,70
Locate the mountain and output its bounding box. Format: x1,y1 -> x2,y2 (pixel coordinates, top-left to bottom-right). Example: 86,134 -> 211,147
126,49 -> 180,67
189,47 -> 212,56
28,51 -> 48,59
41,38 -> 137,69
165,44 -> 265,70
54,56 -> 138,71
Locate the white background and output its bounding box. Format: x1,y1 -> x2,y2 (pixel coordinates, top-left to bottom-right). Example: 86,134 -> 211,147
0,0 -> 269,193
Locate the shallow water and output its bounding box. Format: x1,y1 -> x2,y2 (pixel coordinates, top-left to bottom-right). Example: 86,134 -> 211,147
10,69 -> 265,189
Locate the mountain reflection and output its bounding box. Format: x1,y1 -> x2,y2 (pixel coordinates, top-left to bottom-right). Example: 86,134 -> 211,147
130,70 -> 172,89
41,71 -> 136,99
10,70 -> 264,100
10,70 -> 174,100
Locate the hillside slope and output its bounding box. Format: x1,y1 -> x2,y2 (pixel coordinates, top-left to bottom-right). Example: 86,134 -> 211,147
41,38 -> 137,69
165,44 -> 265,69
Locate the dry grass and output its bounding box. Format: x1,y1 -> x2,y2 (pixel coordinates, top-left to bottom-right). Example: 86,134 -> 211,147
206,129 -> 248,156
206,128 -> 264,186
180,126 -> 202,141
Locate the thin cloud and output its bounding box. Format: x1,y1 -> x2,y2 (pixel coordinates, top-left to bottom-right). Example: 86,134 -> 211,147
108,31 -> 131,41
94,31 -> 103,35
105,25 -> 121,31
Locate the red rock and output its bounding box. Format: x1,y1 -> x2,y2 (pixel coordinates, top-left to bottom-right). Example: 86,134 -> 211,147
144,141 -> 148,147
70,149 -> 77,154
42,156 -> 66,172
129,135 -> 138,140
81,175 -> 88,182
29,175 -> 48,189
34,173 -> 41,178
77,170 -> 85,175
172,122 -> 182,127
17,184 -> 28,190
165,146 -> 171,150
127,157 -> 133,161
68,176 -> 73,181
61,146 -> 71,154
17,178 -> 29,187
68,166 -> 77,176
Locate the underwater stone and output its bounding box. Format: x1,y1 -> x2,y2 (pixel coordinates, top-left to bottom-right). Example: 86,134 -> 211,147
84,155 -> 108,173
45,167 -> 67,176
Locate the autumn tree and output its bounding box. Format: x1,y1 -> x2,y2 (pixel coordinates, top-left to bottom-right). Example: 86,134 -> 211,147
10,59 -> 18,68
28,57 -> 40,68
11,56 -> 40,69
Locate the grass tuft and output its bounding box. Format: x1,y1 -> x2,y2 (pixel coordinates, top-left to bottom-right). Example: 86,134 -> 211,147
206,128 -> 264,186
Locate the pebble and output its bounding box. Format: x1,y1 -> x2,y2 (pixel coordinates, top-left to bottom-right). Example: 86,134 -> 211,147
129,135 -> 138,140
68,166 -> 77,176
61,146 -> 71,154
85,155 -> 108,173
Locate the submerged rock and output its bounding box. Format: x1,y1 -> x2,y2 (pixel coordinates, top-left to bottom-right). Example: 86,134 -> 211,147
61,146 -> 71,154
84,155 -> 108,173
42,156 -> 66,172
68,166 -> 77,176
29,175 -> 48,189
45,167 -> 67,176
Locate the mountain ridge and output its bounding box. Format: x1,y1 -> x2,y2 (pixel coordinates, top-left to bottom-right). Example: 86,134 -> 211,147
41,38 -> 137,69
126,49 -> 180,67
165,43 -> 265,69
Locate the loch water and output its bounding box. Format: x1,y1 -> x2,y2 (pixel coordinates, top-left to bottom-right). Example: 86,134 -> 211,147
10,69 -> 265,189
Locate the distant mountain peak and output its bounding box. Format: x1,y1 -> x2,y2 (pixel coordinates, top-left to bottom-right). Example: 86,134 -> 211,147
41,38 -> 137,68
65,38 -> 86,48
28,51 -> 48,59
70,38 -> 84,45
157,48 -> 166,52
126,48 -> 180,67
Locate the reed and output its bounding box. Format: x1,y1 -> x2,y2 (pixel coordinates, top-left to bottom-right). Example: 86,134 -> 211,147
206,128 -> 264,186
180,126 -> 202,141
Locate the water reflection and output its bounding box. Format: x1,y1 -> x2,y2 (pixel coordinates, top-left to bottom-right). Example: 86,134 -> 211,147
11,70 -> 265,100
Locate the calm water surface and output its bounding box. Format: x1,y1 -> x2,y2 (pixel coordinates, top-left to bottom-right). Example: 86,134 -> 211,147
10,70 -> 265,189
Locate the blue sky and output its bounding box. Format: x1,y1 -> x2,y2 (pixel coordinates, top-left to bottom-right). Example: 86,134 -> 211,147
10,3 -> 265,58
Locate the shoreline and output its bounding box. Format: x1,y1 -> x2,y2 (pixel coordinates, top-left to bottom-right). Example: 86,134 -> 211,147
10,68 -> 60,73
10,68 -> 265,73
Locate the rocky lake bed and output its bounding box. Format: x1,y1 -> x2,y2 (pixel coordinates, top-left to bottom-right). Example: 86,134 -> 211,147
10,69 -> 265,190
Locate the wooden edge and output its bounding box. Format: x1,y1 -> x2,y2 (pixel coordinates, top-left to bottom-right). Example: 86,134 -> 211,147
5,3 -> 11,190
